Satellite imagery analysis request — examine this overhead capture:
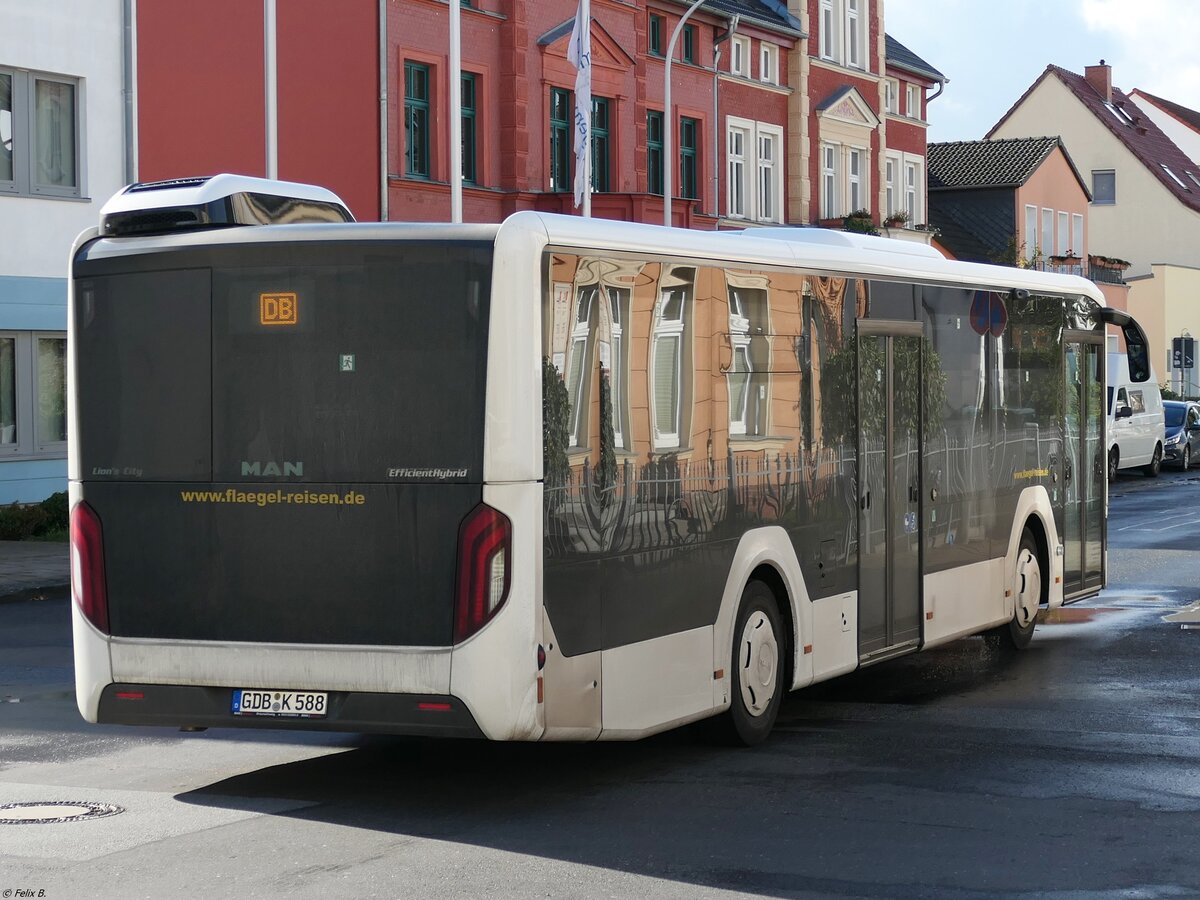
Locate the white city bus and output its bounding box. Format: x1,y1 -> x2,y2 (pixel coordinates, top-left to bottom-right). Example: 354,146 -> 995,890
69,176 -> 1151,745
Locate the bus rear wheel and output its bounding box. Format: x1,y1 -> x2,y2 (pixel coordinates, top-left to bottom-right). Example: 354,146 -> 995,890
717,580 -> 785,746
986,528 -> 1040,650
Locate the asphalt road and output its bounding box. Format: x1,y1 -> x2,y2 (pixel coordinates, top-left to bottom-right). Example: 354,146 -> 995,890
2,469 -> 1199,899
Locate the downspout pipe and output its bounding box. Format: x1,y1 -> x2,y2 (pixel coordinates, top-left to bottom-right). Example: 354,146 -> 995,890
122,0 -> 136,183
379,0 -> 388,220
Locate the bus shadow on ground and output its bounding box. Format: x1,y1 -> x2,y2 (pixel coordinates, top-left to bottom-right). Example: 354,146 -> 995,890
174,638 -> 1071,898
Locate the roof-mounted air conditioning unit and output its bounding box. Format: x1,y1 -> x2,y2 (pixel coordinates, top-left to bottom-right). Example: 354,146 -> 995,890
99,173 -> 354,237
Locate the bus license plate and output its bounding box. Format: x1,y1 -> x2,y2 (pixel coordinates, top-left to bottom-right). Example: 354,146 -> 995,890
232,689 -> 328,718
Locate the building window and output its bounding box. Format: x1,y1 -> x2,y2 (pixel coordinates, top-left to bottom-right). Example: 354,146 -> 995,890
727,118 -> 782,223
728,124 -> 748,218
757,127 -> 781,222
906,83 -> 921,120
727,289 -> 753,436
461,73 -> 477,185
884,79 -> 899,114
819,0 -> 836,61
1041,207 -> 1054,256
885,156 -> 896,214
404,62 -> 431,178
649,14 -> 663,56
682,24 -> 696,64
591,97 -> 610,193
606,287 -> 630,448
1024,204 -> 1038,258
822,143 -> 838,218
550,87 -> 572,192
848,147 -> 863,212
1072,213 -> 1084,258
904,160 -> 919,221
1057,211 -> 1069,256
759,43 -> 779,84
846,0 -> 862,68
679,117 -> 698,200
0,68 -> 82,198
731,35 -> 750,77
0,331 -> 66,458
1092,169 -> 1116,204
647,110 -> 664,195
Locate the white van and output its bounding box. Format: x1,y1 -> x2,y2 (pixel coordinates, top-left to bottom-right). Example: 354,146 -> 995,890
1107,353 -> 1166,479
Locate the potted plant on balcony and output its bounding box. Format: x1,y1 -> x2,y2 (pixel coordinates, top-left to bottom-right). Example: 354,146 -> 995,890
1089,254 -> 1130,272
883,210 -> 910,229
842,209 -> 879,236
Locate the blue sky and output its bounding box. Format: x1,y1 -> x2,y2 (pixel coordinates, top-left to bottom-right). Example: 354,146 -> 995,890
884,0 -> 1200,144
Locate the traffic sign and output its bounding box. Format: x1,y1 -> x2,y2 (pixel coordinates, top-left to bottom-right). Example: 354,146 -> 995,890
1172,337 -> 1195,370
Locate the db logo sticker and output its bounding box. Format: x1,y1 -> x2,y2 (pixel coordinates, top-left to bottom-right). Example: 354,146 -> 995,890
260,292 -> 298,326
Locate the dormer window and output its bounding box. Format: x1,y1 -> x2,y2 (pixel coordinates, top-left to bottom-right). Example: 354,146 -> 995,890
1187,172 -> 1200,190
1162,164 -> 1188,189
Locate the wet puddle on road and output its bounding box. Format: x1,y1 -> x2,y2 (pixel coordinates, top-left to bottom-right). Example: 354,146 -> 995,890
1038,607 -> 1122,625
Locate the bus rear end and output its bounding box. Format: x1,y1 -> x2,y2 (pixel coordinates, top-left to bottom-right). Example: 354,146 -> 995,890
69,180 -> 541,740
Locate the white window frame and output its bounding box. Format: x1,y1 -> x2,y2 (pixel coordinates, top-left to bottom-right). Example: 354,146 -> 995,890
605,286 -> 629,449
759,42 -> 779,85
845,0 -> 863,69
1092,169 -> 1116,205
0,330 -> 67,460
727,117 -> 783,224
1024,205 -> 1038,260
565,286 -> 597,448
885,155 -> 897,215
727,121 -> 749,219
0,67 -> 85,199
848,147 -> 863,213
884,78 -> 899,114
1041,208 -> 1054,258
756,124 -> 783,223
1057,211 -> 1069,256
1072,213 -> 1084,259
819,0 -> 837,61
727,291 -> 752,436
906,83 -> 921,120
821,142 -> 840,218
730,35 -> 750,78
904,159 -> 920,222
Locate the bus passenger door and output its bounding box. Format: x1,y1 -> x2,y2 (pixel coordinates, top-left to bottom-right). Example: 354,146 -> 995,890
857,320 -> 923,660
1062,334 -> 1105,599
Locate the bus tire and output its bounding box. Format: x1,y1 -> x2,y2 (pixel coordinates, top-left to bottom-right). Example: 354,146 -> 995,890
717,580 -> 785,746
986,528 -> 1040,650
1142,443 -> 1162,477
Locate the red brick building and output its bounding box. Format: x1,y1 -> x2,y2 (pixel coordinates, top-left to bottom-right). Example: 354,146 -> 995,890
132,1 -> 942,231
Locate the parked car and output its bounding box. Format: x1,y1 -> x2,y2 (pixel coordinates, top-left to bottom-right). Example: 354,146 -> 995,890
1107,353 -> 1165,479
1162,400 -> 1200,470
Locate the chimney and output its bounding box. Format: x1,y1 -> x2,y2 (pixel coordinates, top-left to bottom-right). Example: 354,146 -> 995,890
1085,60 -> 1113,103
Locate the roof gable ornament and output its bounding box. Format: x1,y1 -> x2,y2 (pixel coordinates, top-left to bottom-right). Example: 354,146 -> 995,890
816,86 -> 881,129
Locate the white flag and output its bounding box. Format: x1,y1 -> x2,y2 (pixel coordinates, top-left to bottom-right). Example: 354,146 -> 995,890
566,1 -> 591,209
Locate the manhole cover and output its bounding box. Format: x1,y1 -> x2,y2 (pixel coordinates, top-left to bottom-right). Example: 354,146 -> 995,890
0,801 -> 124,824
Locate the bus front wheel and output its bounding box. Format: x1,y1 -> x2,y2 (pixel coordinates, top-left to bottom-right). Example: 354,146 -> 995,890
717,580 -> 785,746
986,528 -> 1040,650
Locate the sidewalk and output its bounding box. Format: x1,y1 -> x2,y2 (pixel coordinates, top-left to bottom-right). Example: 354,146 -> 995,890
0,540 -> 70,602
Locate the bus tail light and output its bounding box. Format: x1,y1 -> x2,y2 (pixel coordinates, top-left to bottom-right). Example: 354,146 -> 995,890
70,501 -> 109,634
453,503 -> 512,644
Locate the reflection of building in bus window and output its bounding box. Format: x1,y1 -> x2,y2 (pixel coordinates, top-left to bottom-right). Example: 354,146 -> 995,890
726,274 -> 770,438
605,285 -> 630,450
652,267 -> 694,449
565,284 -> 598,449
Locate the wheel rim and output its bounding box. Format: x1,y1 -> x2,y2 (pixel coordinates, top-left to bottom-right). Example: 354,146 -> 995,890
1015,547 -> 1041,627
738,610 -> 778,717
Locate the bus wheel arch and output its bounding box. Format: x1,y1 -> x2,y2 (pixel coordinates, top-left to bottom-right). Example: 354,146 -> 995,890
746,564 -> 795,699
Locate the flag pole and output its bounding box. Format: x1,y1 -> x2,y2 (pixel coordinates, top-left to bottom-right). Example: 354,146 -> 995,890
581,0 -> 591,218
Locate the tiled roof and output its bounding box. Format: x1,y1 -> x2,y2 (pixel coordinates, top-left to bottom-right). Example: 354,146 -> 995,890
661,0 -> 804,37
927,136 -> 1089,196
884,34 -> 945,83
988,64 -> 1200,216
1131,89 -> 1200,136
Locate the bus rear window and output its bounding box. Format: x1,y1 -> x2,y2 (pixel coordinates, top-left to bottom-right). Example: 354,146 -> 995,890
75,241 -> 493,483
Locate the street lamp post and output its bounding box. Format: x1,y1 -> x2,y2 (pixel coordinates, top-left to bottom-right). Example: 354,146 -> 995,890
663,0 -> 707,229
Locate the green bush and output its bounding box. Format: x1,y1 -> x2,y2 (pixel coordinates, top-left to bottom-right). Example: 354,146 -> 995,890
0,490 -> 68,541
